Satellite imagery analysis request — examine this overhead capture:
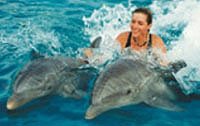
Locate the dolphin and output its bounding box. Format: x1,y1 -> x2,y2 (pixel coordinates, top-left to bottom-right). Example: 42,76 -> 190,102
7,56 -> 97,110
85,55 -> 186,119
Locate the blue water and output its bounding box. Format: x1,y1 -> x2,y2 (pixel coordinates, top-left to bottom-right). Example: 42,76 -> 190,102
1,0 -> 200,125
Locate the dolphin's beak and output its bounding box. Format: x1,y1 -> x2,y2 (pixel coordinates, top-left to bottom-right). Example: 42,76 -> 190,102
85,105 -> 97,120
7,94 -> 31,110
85,105 -> 104,120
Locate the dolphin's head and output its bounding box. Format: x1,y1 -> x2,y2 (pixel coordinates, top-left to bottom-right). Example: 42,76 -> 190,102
85,57 -> 152,120
7,65 -> 55,110
85,87 -> 142,119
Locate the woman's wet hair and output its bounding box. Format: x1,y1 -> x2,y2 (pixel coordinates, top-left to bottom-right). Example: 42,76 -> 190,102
132,8 -> 152,25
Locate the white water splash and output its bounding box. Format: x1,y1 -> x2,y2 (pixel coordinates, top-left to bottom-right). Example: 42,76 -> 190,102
0,22 -> 62,59
83,4 -> 133,40
166,3 -> 200,66
165,1 -> 200,94
86,35 -> 121,68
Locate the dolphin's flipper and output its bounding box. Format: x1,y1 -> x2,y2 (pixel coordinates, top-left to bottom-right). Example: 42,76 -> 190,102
61,84 -> 86,99
144,77 -> 183,111
145,96 -> 183,111
60,67 -> 97,99
73,89 -> 87,99
90,36 -> 102,48
169,60 -> 187,73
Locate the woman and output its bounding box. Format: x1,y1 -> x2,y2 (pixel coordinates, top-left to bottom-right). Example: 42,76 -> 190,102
116,8 -> 168,65
85,8 -> 167,65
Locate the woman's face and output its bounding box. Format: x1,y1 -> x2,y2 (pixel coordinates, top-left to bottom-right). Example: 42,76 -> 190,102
130,12 -> 151,38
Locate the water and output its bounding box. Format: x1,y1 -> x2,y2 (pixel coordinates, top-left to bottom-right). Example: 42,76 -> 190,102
0,0 -> 200,125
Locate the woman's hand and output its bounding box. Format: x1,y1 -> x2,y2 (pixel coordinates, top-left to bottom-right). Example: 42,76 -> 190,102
84,48 -> 93,58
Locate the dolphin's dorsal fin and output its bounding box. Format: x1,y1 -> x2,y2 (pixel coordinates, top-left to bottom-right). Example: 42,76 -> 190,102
30,50 -> 45,60
153,60 -> 187,74
90,36 -> 102,48
153,60 -> 187,82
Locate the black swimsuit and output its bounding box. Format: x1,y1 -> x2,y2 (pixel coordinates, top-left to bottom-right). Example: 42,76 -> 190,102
125,32 -> 152,49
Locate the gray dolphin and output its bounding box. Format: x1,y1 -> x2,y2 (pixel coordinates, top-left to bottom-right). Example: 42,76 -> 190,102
7,57 -> 96,110
85,56 -> 184,119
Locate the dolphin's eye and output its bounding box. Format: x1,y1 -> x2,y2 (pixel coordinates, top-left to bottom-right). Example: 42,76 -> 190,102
47,86 -> 52,90
126,89 -> 132,95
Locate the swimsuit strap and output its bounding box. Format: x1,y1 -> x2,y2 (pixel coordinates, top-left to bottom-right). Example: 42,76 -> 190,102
125,32 -> 132,48
147,34 -> 152,49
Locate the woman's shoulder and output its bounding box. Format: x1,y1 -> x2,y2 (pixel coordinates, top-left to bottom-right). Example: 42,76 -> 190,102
151,34 -> 164,45
116,31 -> 130,48
116,31 -> 130,42
151,33 -> 166,53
